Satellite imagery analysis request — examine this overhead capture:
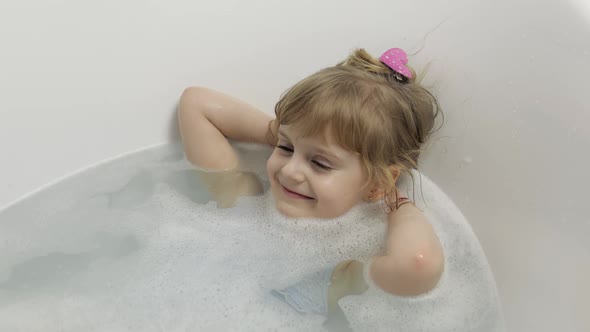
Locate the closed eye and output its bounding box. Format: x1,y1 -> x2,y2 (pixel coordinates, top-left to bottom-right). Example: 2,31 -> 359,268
312,160 -> 331,170
277,144 -> 332,170
277,145 -> 293,153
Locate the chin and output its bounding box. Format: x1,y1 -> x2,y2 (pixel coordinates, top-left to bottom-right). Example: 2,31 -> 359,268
272,198 -> 348,219
273,200 -> 310,218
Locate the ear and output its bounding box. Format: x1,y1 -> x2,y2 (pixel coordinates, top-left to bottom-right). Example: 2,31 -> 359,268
364,165 -> 401,202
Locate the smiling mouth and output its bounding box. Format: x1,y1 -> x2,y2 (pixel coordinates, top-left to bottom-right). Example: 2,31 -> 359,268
280,185 -> 314,200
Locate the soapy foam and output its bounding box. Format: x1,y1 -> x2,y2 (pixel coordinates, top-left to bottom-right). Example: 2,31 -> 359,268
0,143 -> 504,331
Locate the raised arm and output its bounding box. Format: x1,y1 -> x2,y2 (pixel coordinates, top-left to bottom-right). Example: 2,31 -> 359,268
177,86 -> 275,170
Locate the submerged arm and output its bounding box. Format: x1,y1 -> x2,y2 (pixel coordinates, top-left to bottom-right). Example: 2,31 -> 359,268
177,87 -> 275,207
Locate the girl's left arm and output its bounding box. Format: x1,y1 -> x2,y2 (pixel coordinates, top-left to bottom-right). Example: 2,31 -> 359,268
368,203 -> 444,295
327,204 -> 444,309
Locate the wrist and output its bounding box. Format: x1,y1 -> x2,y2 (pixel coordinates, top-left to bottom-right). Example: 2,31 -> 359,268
347,260 -> 369,291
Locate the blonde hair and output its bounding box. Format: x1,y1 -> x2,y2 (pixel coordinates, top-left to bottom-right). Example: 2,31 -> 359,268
268,48 -> 442,210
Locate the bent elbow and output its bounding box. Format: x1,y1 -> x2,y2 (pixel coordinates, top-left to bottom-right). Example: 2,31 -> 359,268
179,86 -> 205,114
408,250 -> 444,295
177,86 -> 208,129
372,248 -> 444,296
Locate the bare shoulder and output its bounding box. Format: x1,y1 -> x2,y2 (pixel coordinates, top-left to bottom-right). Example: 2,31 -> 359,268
382,204 -> 445,296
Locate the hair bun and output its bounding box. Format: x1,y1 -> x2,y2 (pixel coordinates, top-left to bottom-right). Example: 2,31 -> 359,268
338,48 -> 416,84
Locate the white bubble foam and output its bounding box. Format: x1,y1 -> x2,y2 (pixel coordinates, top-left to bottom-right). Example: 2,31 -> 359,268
0,143 -> 504,331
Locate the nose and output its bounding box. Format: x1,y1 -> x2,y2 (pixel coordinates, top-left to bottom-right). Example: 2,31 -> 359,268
281,155 -> 306,183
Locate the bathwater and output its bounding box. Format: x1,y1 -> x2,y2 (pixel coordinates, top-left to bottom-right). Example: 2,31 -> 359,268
0,143 -> 504,332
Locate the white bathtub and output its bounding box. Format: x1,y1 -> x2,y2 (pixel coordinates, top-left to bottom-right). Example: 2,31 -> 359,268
1,0 -> 588,330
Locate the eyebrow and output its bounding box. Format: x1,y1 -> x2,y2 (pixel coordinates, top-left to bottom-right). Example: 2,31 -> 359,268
278,129 -> 289,138
278,129 -> 344,163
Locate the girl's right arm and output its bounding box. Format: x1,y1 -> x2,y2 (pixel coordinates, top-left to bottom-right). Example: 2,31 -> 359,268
177,86 -> 275,170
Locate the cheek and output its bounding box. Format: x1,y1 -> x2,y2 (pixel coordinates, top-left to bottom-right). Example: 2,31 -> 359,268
266,151 -> 280,179
316,177 -> 365,204
312,184 -> 362,218
312,179 -> 342,201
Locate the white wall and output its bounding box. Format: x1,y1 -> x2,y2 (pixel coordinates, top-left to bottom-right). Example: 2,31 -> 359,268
1,0 -> 588,330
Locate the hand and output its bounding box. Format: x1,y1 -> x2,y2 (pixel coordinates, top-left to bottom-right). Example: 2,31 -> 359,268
270,261 -> 368,331
327,260 -> 369,314
271,266 -> 334,316
200,169 -> 264,208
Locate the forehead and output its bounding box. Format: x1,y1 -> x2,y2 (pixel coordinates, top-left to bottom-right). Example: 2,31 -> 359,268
278,125 -> 356,156
280,124 -> 331,143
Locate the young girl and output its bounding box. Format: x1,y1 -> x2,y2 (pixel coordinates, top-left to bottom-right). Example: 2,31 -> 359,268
177,48 -> 500,331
